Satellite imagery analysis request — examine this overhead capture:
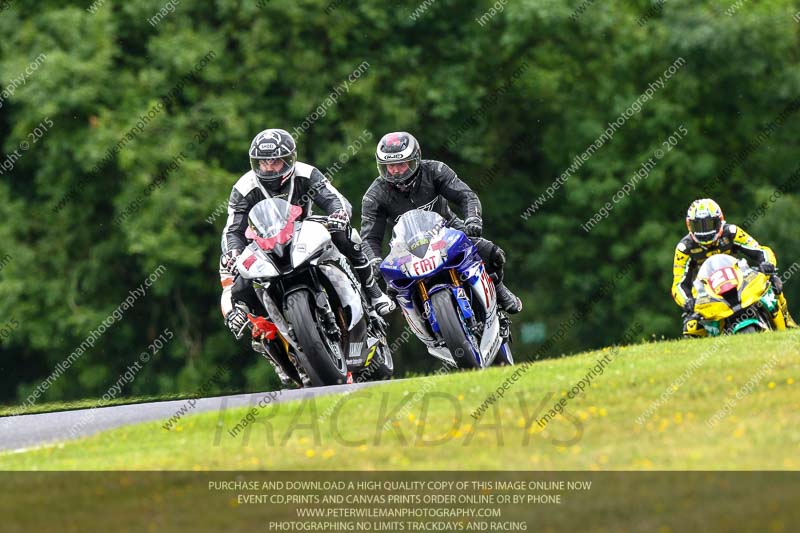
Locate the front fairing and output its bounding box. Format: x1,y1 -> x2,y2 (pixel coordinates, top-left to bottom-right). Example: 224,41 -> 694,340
694,256 -> 745,321
695,298 -> 734,321
740,271 -> 769,308
380,218 -> 500,365
380,227 -> 472,285
236,244 -> 280,280
695,261 -> 773,329
291,220 -> 331,268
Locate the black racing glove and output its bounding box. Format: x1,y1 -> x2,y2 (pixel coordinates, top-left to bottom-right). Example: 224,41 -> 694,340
682,297 -> 696,314
464,216 -> 483,238
757,262 -> 783,293
771,273 -> 784,294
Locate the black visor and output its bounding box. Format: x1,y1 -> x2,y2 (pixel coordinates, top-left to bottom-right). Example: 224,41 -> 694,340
689,216 -> 721,242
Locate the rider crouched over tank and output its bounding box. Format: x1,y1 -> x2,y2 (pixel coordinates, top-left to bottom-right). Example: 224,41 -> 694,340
360,132 -> 523,315
219,128 -> 395,387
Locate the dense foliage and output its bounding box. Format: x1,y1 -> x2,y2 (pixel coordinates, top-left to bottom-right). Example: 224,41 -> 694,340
1,0 -> 798,403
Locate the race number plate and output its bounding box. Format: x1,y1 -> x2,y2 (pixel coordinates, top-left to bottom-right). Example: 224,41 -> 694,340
708,267 -> 738,294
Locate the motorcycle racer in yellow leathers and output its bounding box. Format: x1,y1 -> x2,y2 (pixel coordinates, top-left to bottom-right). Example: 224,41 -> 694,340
671,198 -> 796,336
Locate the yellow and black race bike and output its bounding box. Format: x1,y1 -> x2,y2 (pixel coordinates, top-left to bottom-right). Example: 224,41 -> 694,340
691,254 -> 787,335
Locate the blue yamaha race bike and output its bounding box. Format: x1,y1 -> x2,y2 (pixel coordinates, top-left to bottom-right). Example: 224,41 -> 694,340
380,210 -> 513,369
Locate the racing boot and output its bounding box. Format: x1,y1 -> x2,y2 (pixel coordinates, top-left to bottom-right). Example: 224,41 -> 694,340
778,294 -> 797,328
770,275 -> 796,328
355,262 -> 395,316
252,339 -> 300,389
364,278 -> 396,316
474,239 -> 521,314
495,282 -> 522,314
682,313 -> 707,338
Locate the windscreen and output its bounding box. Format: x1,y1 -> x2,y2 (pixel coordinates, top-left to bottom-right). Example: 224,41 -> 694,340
392,209 -> 444,250
248,198 -> 293,239
390,210 -> 445,255
246,198 -> 304,251
696,254 -> 737,281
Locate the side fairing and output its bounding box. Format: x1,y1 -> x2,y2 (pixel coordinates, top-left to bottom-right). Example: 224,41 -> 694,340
236,246 -> 279,280
292,220 -> 332,268
740,272 -> 769,309
460,263 -> 501,361
319,262 -> 364,330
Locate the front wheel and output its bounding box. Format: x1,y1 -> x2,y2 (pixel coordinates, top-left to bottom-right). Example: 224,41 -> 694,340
284,290 -> 348,386
430,290 -> 481,369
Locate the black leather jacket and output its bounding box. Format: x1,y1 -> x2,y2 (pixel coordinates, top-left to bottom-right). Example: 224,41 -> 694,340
360,160 -> 481,263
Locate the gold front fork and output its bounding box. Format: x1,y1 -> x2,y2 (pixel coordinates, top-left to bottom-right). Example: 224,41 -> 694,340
419,269 -> 459,303
418,280 -> 429,302
277,332 -> 290,354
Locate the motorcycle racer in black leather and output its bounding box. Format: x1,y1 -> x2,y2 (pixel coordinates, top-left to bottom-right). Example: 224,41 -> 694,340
361,132 -> 522,314
220,129 -> 394,348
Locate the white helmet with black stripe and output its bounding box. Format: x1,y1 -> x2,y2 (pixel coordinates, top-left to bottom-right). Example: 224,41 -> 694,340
249,129 -> 297,191
376,132 -> 421,192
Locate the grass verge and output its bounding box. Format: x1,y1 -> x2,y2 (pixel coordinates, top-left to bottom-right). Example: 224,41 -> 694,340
1,330 -> 798,470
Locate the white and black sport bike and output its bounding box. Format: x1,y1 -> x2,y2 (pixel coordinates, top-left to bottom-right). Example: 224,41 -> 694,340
236,198 -> 393,386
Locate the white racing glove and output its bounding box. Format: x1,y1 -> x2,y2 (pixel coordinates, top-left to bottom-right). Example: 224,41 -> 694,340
225,306 -> 250,340
327,208 -> 350,232
220,249 -> 241,276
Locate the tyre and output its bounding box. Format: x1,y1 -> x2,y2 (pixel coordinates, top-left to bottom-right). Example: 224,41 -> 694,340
430,290 -> 481,369
284,290 -> 348,386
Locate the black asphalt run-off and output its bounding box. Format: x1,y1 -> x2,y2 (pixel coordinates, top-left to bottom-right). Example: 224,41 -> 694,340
0,380 -> 388,453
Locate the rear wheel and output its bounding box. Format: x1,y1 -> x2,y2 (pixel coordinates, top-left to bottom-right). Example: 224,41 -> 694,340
284,290 -> 348,386
430,290 -> 481,369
